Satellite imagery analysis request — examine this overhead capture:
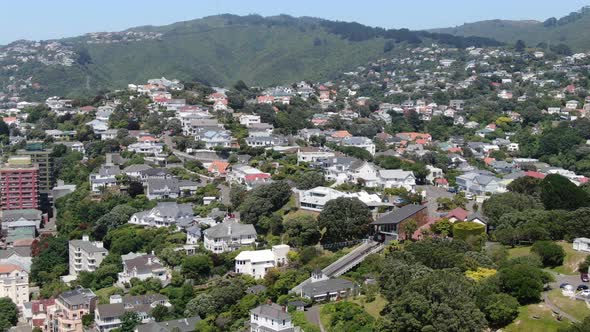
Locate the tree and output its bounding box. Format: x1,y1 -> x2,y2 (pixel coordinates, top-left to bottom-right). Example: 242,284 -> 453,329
0,298 -> 18,332
400,219 -> 418,241
482,192 -> 542,226
498,263 -> 544,304
482,293 -> 520,328
150,304 -> 170,322
238,181 -> 292,226
318,197 -> 372,243
531,241 -> 565,267
182,254 -> 213,281
430,218 -> 453,237
321,302 -> 375,332
453,222 -> 486,248
507,176 -> 541,196
284,215 -> 321,247
540,174 -> 590,210
159,247 -> 186,267
119,312 -> 141,332
295,171 -> 325,190
514,40 -> 526,52
559,316 -> 590,332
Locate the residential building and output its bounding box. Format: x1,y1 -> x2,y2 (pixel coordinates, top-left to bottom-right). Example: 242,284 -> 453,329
89,164 -> 120,193
0,264 -> 29,306
296,148 -> 335,163
378,169 -> 416,191
456,171 -> 504,195
95,294 -> 172,332
17,143 -> 54,192
250,303 -> 295,332
135,317 -> 201,332
0,156 -> 39,210
298,186 -> 389,213
46,288 -> 97,332
371,204 -> 428,241
67,235 -> 108,279
118,253 -> 169,284
573,238 -> 590,253
300,269 -> 356,302
203,221 -> 257,254
129,202 -> 194,229
227,166 -> 271,189
239,114 -> 261,127
341,136 -> 376,155
235,245 -> 290,279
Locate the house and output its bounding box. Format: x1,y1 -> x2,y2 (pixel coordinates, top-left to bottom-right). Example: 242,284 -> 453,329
123,164 -> 152,179
456,172 -> 504,195
228,165 -> 271,189
207,160 -> 230,177
203,221 -> 257,254
0,264 -> 29,306
371,204 -> 428,241
239,114 -> 261,127
66,235 -> 108,280
129,202 -> 194,229
445,208 -> 469,223
0,246 -> 32,272
22,298 -> 55,330
46,288 -> 97,332
298,187 -> 389,213
186,226 -> 201,245
89,164 -> 120,193
146,178 -> 180,200
235,245 -> 290,279
135,316 -> 202,332
196,130 -> 233,149
127,142 -> 164,155
426,166 -> 443,184
341,137 -> 376,155
250,303 -> 295,332
299,269 -> 356,302
118,252 -> 170,285
95,294 -> 172,332
573,238 -> 590,253
378,169 -> 416,191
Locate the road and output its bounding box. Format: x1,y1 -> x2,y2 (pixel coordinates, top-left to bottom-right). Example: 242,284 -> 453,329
544,271 -> 589,323
305,305 -> 325,332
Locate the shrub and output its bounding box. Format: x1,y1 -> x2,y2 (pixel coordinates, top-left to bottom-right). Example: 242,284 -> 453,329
531,241 -> 565,267
453,222 -> 486,242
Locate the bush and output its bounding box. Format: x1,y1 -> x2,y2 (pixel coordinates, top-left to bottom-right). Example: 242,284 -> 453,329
531,241 -> 565,267
482,293 -> 520,328
453,222 -> 486,242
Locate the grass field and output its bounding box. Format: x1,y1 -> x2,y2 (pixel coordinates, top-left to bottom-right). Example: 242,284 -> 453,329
350,295 -> 387,318
507,241 -> 588,275
547,289 -> 590,321
505,303 -> 571,332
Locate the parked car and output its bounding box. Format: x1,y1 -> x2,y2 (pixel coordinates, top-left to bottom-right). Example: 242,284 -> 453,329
560,283 -> 571,289
447,187 -> 457,193
464,192 -> 475,200
581,273 -> 589,282
581,289 -> 590,296
577,284 -> 589,291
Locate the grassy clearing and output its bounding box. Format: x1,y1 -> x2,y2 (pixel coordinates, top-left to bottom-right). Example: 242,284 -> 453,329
547,289 -> 590,321
505,302 -> 571,332
350,295 -> 387,318
507,241 -> 588,276
94,286 -> 121,304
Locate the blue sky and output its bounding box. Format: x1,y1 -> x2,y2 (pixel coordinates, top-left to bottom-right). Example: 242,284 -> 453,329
1,0 -> 588,44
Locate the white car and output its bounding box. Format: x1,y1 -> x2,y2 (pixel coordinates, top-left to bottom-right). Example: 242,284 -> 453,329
581,289 -> 590,297
464,192 -> 475,200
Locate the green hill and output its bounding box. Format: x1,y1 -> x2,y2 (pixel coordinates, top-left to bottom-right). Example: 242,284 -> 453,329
431,6 -> 590,51
0,14 -> 501,99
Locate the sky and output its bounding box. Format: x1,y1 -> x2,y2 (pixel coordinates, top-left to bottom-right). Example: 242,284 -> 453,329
1,0 -> 589,44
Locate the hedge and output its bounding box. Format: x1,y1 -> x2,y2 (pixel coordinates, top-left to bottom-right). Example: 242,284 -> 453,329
453,222 -> 486,242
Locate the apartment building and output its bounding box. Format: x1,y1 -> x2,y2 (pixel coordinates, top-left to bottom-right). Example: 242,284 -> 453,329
46,288 -> 97,332
235,245 -> 290,279
68,235 -> 108,278
0,264 -> 29,306
0,156 -> 40,210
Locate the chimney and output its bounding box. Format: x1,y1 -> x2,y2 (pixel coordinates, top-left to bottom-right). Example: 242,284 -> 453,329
282,306 -> 286,312
106,153 -> 113,165
227,225 -> 232,235
82,235 -> 89,242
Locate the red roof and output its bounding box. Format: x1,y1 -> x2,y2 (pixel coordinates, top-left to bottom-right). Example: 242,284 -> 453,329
32,299 -> 55,314
435,178 -> 448,185
0,264 -> 23,273
524,171 -> 545,179
484,157 -> 496,166
244,173 -> 271,182
446,207 -> 469,221
208,160 -> 230,175
79,106 -> 97,112
331,130 -> 352,138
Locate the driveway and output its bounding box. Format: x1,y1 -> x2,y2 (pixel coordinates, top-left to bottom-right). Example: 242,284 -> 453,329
305,305 -> 325,332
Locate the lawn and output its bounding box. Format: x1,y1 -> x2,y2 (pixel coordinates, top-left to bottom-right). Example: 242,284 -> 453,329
350,295 -> 387,318
507,241 -> 588,276
505,302 -> 571,332
547,289 -> 590,321
94,286 -> 121,304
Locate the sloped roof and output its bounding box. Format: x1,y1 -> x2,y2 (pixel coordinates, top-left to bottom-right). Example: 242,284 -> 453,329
372,204 -> 427,225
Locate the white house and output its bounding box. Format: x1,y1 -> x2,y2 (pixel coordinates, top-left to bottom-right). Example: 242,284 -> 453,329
129,202 -> 195,229
573,238 -> 590,253
341,136 -> 376,155
67,235 -> 108,279
118,252 -> 170,285
127,142 -> 164,155
239,114 -> 261,127
298,186 -> 388,213
378,169 -> 416,191
234,245 -> 290,279
89,164 -> 121,193
296,149 -> 336,163
250,303 -> 294,332
203,221 -> 257,254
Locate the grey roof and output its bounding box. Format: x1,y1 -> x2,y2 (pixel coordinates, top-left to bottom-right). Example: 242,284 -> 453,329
59,288 -> 96,306
203,221 -> 256,239
466,212 -> 488,224
301,278 -> 355,297
70,239 -> 108,254
186,226 -> 201,236
151,202 -> 194,219
0,247 -> 31,259
123,254 -> 165,274
123,164 -> 152,173
250,303 -> 291,321
96,303 -> 124,318
0,209 -> 42,222
137,317 -> 201,332
141,168 -> 172,177
98,164 -> 121,177
147,178 -> 179,194
246,284 -> 267,294
372,204 -> 427,225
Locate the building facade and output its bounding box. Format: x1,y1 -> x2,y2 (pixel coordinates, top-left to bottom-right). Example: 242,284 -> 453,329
0,264 -> 29,306
0,156 -> 40,210
68,235 -> 108,278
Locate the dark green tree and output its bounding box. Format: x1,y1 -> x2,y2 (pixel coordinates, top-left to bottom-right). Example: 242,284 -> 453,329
318,197 -> 372,243
540,174 -> 590,210
531,241 -> 565,267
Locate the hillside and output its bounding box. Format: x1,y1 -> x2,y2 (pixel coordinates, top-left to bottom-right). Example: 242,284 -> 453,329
432,6 -> 590,51
0,14 -> 501,99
